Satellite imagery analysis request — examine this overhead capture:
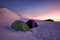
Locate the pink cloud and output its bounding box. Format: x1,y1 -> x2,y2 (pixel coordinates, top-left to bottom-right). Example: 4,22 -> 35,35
22,9 -> 34,18
25,9 -> 33,14
32,8 -> 60,21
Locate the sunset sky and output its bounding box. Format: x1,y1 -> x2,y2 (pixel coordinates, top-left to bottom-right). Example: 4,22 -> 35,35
0,0 -> 60,21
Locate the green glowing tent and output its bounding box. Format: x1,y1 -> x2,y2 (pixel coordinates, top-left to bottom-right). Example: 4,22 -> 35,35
11,20 -> 30,32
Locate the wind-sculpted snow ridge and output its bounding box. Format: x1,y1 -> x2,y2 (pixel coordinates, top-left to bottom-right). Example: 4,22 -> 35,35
0,20 -> 60,40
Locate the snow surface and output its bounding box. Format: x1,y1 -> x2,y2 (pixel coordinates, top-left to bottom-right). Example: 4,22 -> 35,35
0,20 -> 60,40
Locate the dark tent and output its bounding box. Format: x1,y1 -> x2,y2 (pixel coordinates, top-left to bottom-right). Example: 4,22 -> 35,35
44,19 -> 54,22
11,20 -> 30,32
26,19 -> 38,29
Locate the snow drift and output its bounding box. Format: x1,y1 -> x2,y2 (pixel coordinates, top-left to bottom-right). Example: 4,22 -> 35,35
0,8 -> 20,26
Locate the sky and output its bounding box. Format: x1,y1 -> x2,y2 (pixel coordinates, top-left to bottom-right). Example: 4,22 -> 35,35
0,0 -> 60,21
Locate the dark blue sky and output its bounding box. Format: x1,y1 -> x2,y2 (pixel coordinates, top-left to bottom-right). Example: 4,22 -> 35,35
0,0 -> 60,19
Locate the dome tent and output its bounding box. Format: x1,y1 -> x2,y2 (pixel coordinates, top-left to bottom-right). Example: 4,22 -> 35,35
11,20 -> 30,32
44,19 -> 54,22
26,19 -> 38,29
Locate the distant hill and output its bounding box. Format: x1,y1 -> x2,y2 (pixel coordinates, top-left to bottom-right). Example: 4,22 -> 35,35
0,8 -> 21,26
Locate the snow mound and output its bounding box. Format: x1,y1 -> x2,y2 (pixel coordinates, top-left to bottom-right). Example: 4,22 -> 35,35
0,8 -> 20,26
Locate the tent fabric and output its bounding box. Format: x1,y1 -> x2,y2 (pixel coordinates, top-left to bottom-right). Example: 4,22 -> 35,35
11,20 -> 30,32
26,19 -> 38,29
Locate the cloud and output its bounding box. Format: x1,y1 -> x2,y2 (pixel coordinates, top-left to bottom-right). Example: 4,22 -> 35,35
25,9 -> 33,14
22,9 -> 34,18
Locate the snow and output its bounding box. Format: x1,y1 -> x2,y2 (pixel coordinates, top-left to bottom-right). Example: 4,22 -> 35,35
0,8 -> 60,40
0,20 -> 60,40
